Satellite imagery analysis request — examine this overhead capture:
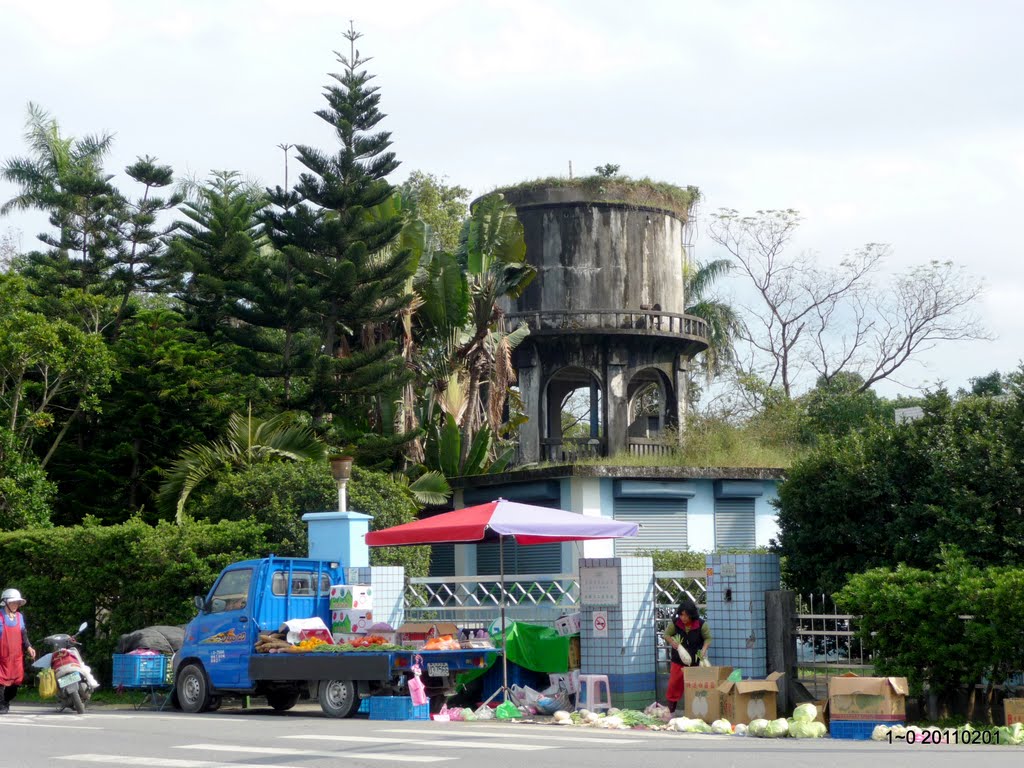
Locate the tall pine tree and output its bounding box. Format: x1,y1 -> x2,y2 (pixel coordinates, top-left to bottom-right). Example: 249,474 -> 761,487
265,25 -> 413,449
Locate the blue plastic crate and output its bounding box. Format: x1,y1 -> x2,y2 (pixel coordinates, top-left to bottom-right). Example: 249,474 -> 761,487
369,696 -> 430,721
112,654 -> 169,688
358,698 -> 369,714
830,719 -> 904,740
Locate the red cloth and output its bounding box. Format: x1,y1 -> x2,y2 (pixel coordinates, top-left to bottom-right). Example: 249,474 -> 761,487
666,661 -> 686,705
0,613 -> 25,686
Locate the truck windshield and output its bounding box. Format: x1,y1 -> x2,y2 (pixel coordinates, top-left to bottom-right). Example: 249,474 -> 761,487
209,568 -> 252,613
271,571 -> 331,597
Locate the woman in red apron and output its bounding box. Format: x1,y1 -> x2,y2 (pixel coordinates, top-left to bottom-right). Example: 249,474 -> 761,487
663,598 -> 712,714
0,588 -> 36,714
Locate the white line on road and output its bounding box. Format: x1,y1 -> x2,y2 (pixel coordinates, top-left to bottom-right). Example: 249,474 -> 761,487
281,734 -> 555,750
77,713 -> 251,723
0,719 -> 101,730
177,743 -> 452,762
378,726 -> 647,744
61,756 -> 309,768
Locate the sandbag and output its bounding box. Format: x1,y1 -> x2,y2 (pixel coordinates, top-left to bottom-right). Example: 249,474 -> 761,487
116,625 -> 185,654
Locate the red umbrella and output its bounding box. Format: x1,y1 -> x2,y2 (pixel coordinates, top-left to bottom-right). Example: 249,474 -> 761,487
365,499 -> 638,702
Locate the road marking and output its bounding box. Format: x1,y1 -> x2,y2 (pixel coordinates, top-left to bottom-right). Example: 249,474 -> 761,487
61,756 -> 309,768
378,726 -> 647,744
0,719 -> 101,730
78,713 -> 250,723
178,743 -> 452,763
282,734 -> 554,751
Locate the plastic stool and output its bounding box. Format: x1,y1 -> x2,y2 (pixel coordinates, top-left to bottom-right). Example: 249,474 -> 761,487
576,674 -> 612,712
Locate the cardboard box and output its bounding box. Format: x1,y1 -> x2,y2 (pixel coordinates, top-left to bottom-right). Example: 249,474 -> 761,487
329,584 -> 373,610
684,666 -> 733,723
827,675 -> 909,722
331,609 -> 373,635
1006,698 -> 1024,726
567,635 -> 581,670
549,670 -> 581,694
396,622 -> 460,647
718,672 -> 783,724
554,613 -> 581,636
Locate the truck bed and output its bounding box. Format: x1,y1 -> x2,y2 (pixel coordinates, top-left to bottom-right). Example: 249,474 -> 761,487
248,648 -> 498,681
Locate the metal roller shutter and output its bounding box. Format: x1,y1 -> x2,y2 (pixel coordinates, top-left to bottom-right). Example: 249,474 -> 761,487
476,539 -> 562,575
428,544 -> 455,577
714,498 -> 756,550
613,498 -> 688,555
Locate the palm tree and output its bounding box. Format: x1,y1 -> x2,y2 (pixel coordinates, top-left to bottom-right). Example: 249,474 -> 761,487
684,257 -> 744,381
1,102 -> 113,216
157,410 -> 328,523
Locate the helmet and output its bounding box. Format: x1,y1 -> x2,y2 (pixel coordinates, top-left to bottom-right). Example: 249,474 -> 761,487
1,588 -> 25,607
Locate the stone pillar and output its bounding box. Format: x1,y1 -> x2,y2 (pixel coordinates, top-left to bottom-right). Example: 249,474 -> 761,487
674,355 -> 689,441
515,347 -> 541,464
578,556 -> 656,709
704,553 -> 781,678
605,348 -> 630,457
302,510 -> 372,567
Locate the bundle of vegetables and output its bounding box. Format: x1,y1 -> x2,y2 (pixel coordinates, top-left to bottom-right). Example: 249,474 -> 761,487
311,642 -> 413,652
668,717 -> 713,733
615,709 -> 664,728
348,635 -> 391,648
255,632 -> 291,653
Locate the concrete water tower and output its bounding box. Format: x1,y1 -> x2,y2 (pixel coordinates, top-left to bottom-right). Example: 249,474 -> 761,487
500,180 -> 710,463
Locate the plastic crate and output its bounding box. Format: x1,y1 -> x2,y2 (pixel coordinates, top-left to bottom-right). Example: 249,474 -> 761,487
369,696 -> 430,721
112,654 -> 169,688
358,698 -> 369,714
830,720 -> 904,740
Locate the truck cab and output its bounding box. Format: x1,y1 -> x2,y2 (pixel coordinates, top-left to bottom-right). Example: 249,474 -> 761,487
176,556 -> 344,712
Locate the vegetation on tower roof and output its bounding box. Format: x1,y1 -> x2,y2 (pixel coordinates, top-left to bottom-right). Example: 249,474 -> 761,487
493,175 -> 701,219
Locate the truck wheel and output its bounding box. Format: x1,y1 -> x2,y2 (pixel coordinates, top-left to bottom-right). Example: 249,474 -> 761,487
318,680 -> 356,718
176,664 -> 211,713
267,691 -> 300,711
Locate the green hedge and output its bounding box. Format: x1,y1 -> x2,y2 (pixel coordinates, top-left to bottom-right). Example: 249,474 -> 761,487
0,517 -> 269,685
837,549 -> 1024,702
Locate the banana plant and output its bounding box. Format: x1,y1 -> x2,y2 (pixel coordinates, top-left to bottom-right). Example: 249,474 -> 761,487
424,413 -> 515,477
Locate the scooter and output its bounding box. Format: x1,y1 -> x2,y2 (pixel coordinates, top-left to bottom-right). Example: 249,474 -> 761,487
31,622 -> 100,714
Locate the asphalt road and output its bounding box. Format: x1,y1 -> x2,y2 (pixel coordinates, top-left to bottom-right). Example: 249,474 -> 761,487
2,701 -> 1020,768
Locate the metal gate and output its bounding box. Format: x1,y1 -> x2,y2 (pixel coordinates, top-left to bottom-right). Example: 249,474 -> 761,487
795,594 -> 872,699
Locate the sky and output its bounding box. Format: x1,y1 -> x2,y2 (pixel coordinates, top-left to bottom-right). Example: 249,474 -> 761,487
2,0 -> 1022,398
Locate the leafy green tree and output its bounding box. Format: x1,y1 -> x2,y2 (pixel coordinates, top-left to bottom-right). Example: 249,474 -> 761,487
399,171 -> 470,254
190,462 -> 431,576
683,257 -> 743,383
0,273 -> 115,468
157,410 -> 328,522
802,371 -> 889,439
0,426 -> 55,530
776,388 -> 1024,595
44,308 -> 255,525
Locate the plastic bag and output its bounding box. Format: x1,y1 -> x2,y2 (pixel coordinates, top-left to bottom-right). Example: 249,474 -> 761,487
510,684 -> 543,708
473,703 -> 495,720
38,667 -> 57,699
644,702 -> 673,723
408,665 -> 428,707
496,700 -> 522,719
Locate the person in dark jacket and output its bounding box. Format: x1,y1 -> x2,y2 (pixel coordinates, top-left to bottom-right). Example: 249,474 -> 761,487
663,598 -> 711,714
0,588 -> 36,713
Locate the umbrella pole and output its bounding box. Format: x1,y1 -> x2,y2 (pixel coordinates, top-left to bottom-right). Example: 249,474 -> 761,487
500,533 -> 509,703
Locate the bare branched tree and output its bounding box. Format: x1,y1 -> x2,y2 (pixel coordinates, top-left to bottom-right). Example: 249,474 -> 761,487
708,209 -> 988,396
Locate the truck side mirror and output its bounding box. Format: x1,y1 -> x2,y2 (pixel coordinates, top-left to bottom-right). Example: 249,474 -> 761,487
193,595 -> 205,612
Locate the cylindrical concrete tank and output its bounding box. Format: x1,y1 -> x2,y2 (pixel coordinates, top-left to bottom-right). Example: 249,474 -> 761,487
499,183 -> 694,315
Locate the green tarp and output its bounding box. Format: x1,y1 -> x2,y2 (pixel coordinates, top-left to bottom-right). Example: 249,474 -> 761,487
455,621 -> 572,691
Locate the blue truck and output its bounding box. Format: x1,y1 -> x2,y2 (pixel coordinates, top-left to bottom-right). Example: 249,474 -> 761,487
173,555 -> 497,717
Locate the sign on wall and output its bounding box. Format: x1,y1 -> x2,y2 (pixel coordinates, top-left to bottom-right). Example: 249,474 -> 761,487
580,566 -> 620,606
593,610 -> 608,638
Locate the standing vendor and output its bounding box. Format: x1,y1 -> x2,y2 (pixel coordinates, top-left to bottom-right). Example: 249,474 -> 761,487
0,588 -> 36,714
663,598 -> 711,714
